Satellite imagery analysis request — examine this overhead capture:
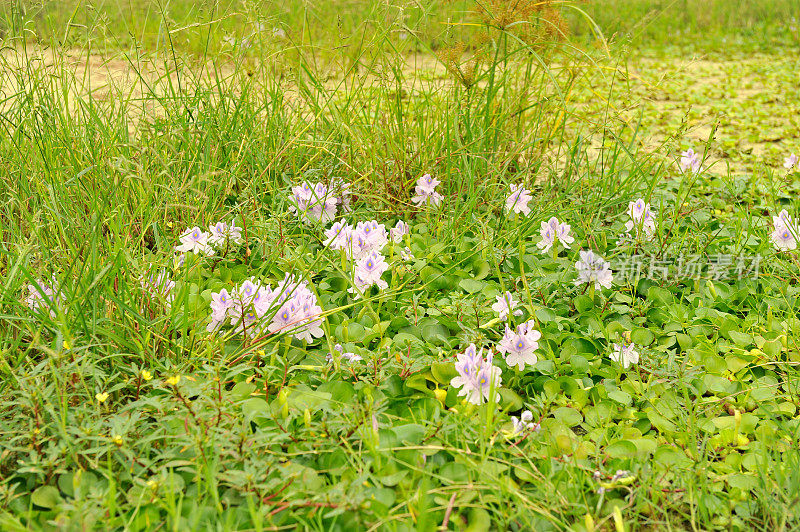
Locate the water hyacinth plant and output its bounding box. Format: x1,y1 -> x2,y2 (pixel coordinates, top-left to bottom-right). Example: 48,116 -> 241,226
680,148 -> 701,173
575,250 -> 614,290
7,2 -> 800,529
450,344 -> 502,405
771,209 -> 798,251
411,174 -> 443,206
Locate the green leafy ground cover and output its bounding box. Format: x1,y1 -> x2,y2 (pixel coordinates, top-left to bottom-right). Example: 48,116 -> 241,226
2,1 -> 800,530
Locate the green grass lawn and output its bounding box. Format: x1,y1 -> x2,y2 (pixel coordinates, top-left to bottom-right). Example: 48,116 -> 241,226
2,1 -> 800,530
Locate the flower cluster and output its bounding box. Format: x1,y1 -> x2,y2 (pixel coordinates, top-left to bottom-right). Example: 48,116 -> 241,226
623,199 -> 656,240
288,181 -> 351,224
505,184 -> 532,216
771,209 -> 798,251
350,251 -> 390,295
537,217 -> 574,253
511,410 -> 540,435
609,342 -> 640,368
411,174 -> 443,207
25,277 -> 65,318
575,250 -> 614,290
176,226 -> 214,256
208,219 -> 243,248
785,154 -> 798,171
324,220 -> 388,260
450,344 -> 502,405
141,270 -> 175,308
496,320 -> 541,370
680,148 -> 701,174
390,221 -> 410,243
208,274 -> 324,341
175,220 -> 243,258
491,291 -> 523,320
326,344 -> 362,364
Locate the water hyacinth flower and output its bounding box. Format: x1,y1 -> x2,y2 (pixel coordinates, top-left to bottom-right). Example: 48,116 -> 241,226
350,251 -> 389,295
505,184 -> 532,216
537,217 -> 574,253
141,270 -> 176,308
207,288 -> 234,332
210,274 -> 325,342
411,174 -> 443,207
574,250 -> 613,290
208,219 -> 243,248
176,226 -> 215,256
680,148 -> 701,174
624,199 -> 656,239
324,219 -> 352,249
24,277 -> 65,318
609,342 -> 640,368
511,410 -> 540,435
325,219 -> 388,260
288,181 -> 350,224
784,154 -> 798,171
491,291 -> 523,320
496,320 -> 541,370
771,209 -> 798,251
450,344 -> 502,405
400,247 -> 414,261
390,220 -> 410,243
326,343 -> 362,363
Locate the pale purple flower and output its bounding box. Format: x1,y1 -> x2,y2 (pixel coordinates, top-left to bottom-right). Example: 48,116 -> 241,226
219,274 -> 325,341
207,288 -> 234,331
784,154 -> 798,171
537,217 -> 573,252
350,251 -> 389,295
412,174 -> 443,207
24,277 -> 65,318
511,410 -> 540,435
390,221 -> 410,243
208,220 -> 243,248
491,291 -> 523,320
356,220 -> 389,251
537,220 -> 555,252
324,220 -> 352,249
330,221 -> 387,260
505,184 -> 531,216
575,250 -> 613,289
328,343 -> 361,363
141,270 -> 176,309
400,247 -> 414,261
771,217 -> 798,251
288,181 -> 338,224
176,226 -> 214,256
624,199 -> 656,239
771,210 -> 798,251
609,342 -> 640,368
416,173 -> 440,195
496,320 -> 541,370
680,149 -> 701,173
450,344 -> 502,405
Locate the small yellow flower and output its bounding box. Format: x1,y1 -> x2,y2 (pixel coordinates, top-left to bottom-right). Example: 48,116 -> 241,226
166,221 -> 174,228
141,370 -> 153,381
112,435 -> 123,446
95,392 -> 109,403
165,375 -> 181,386
63,340 -> 71,350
